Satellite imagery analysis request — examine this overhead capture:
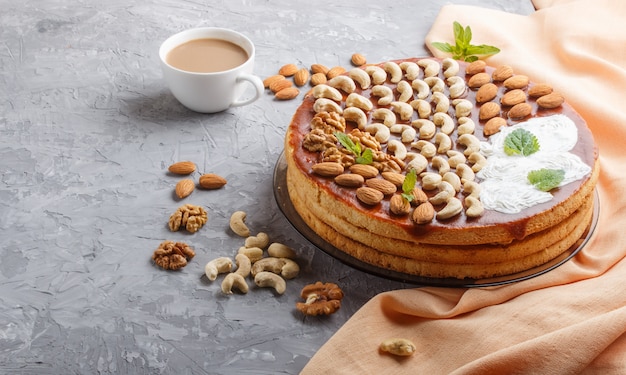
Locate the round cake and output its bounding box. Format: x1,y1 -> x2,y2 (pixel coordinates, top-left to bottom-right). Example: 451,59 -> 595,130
284,57 -> 599,280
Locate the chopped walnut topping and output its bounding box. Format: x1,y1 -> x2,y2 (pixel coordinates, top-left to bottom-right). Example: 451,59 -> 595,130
152,240 -> 195,270
348,128 -> 381,151
303,128 -> 337,153
321,146 -> 355,167
310,111 -> 346,134
168,204 -> 208,233
296,281 -> 344,316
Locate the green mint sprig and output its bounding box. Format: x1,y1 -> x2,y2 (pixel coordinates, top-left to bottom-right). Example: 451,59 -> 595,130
528,168 -> 565,191
431,21 -> 500,62
334,132 -> 373,165
401,169 -> 418,203
504,128 -> 540,156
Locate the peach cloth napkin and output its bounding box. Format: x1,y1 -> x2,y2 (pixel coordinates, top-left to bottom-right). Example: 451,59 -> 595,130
301,0 -> 626,374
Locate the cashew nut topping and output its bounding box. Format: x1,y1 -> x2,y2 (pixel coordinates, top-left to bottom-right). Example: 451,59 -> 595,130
442,57 -> 460,78
205,257 -> 233,281
390,101 -> 413,121
410,140 -> 437,158
372,108 -> 396,127
313,98 -> 343,114
267,242 -> 296,259
433,112 -> 455,135
388,140 -> 408,160
371,85 -> 394,106
244,232 -> 270,249
327,75 -> 356,94
380,338 -> 417,357
389,124 -> 416,143
457,117 -> 476,135
221,273 -> 249,294
234,253 -> 252,278
345,92 -> 373,112
342,107 -> 368,129
431,156 -> 451,176
410,99 -> 432,119
458,133 -> 481,156
442,171 -> 462,192
399,61 -> 420,80
229,210 -> 250,237
447,76 -> 467,99
468,152 -> 488,173
254,271 -> 286,294
463,180 -> 482,198
456,163 -> 476,182
396,80 -> 414,103
383,61 -> 403,83
431,91 -> 450,113
364,123 -> 390,143
453,99 -> 474,118
405,153 -> 428,174
465,195 -> 485,218
237,246 -> 264,263
424,76 -> 445,93
420,172 -> 443,190
364,65 -> 387,85
348,67 -> 371,89
312,84 -> 342,102
436,197 -> 463,220
417,58 -> 440,78
411,119 -> 436,140
251,257 -> 300,279
434,132 -> 452,154
430,181 -> 456,205
446,150 -> 467,168
411,79 -> 430,99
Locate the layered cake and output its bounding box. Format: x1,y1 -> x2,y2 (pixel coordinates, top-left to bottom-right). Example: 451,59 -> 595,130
284,57 -> 599,279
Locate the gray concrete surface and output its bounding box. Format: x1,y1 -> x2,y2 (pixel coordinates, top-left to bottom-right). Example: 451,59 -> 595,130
0,1 -> 534,373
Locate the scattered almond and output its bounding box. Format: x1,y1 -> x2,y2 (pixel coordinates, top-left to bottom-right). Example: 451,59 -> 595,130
199,173 -> 227,189
381,172 -> 405,187
168,161 -> 196,175
503,75 -> 529,90
467,72 -> 491,88
479,102 -> 501,121
349,164 -> 379,179
365,178 -> 397,196
536,92 -> 564,109
310,72 -> 327,86
412,202 -> 435,224
475,83 -> 498,103
310,63 -> 329,75
492,65 -> 514,81
326,66 -> 346,79
294,68 -> 310,87
269,79 -> 293,93
278,63 -> 298,77
508,102 -> 533,119
175,179 -> 195,199
501,89 -> 527,106
465,60 -> 486,75
351,53 -> 367,66
411,188 -> 429,205
275,87 -> 300,100
334,173 -> 365,188
528,83 -> 553,97
356,187 -> 384,206
263,74 -> 285,89
390,195 -> 411,216
312,162 -> 344,177
483,117 -> 507,136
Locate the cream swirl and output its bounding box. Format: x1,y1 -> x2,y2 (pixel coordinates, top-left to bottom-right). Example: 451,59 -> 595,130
477,115 -> 592,214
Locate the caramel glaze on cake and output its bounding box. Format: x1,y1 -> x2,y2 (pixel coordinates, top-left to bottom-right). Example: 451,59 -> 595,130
284,57 -> 599,279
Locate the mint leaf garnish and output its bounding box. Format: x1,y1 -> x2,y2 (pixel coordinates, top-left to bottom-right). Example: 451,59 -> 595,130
401,169 -> 417,202
503,128 -> 540,156
334,132 -> 373,165
432,21 -> 500,62
528,169 -> 565,191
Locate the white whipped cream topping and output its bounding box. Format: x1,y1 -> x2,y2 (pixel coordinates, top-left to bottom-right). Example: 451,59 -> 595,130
476,114 -> 592,214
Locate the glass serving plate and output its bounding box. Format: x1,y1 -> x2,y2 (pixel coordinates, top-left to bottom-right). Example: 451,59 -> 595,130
273,152 -> 599,288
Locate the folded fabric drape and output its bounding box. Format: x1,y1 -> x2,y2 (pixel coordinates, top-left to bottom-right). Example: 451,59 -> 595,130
301,0 -> 626,373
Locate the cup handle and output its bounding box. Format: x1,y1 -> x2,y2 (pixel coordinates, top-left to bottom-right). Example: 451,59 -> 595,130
231,74 -> 264,108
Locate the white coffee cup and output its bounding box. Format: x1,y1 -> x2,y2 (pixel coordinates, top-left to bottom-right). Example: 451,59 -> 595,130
159,27 -> 264,113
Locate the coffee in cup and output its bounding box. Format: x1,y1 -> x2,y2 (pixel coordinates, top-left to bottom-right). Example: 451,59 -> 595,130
159,27 -> 264,113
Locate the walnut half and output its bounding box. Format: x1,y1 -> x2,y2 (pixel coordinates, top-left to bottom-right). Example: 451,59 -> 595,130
152,240 -> 195,270
296,281 -> 344,316
169,204 -> 208,233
